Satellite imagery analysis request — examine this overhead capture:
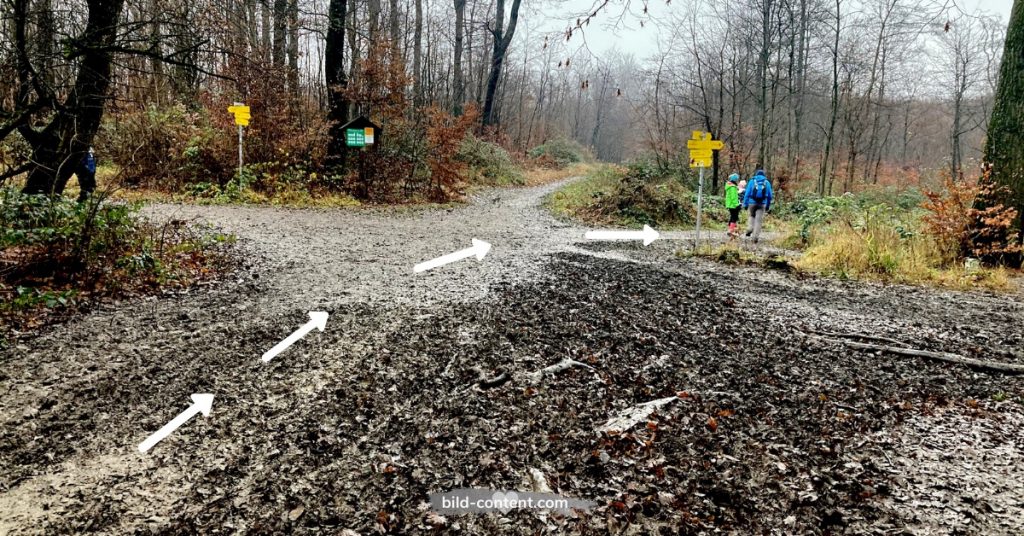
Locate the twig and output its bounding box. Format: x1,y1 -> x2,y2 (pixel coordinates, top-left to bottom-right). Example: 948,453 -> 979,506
841,340 -> 1024,375
478,372 -> 511,389
525,357 -> 595,385
806,329 -> 906,347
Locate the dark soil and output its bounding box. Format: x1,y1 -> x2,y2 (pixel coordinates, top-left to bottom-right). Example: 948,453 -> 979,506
2,180 -> 1023,535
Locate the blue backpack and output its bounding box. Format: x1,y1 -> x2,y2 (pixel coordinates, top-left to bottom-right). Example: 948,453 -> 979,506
751,176 -> 768,202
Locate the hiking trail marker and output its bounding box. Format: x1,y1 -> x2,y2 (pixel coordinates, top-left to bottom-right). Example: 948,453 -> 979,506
414,239 -> 492,273
227,103 -> 251,188
262,311 -> 330,362
686,131 -> 725,251
138,394 -> 214,453
585,224 -> 660,246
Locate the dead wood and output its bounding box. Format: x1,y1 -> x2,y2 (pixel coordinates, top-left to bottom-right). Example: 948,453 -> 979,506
526,358 -> 595,385
841,340 -> 1024,375
477,371 -> 511,388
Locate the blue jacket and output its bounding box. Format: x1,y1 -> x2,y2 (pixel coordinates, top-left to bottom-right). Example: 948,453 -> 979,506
81,151 -> 96,174
743,171 -> 773,209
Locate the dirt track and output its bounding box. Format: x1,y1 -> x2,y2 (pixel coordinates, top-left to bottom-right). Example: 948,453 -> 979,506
2,180 -> 1024,535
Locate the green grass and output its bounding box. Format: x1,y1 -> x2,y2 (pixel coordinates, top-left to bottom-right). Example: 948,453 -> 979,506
544,164 -> 624,222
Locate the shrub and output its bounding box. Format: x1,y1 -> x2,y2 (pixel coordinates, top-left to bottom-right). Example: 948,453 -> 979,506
101,92 -> 329,194
798,205 -> 937,279
100,104 -> 223,190
585,160 -> 695,226
528,138 -> 592,168
0,188 -> 233,329
921,175 -> 1021,265
457,135 -> 525,186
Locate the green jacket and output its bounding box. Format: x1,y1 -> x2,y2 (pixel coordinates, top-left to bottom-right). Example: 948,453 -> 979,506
724,183 -> 740,209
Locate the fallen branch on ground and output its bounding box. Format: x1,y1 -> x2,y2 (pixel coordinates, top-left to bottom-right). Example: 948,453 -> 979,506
807,329 -> 906,347
477,371 -> 511,389
526,358 -> 595,385
597,396 -> 679,434
840,340 -> 1024,375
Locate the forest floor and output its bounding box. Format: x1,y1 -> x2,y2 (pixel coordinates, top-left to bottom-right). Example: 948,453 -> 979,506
2,178 -> 1023,534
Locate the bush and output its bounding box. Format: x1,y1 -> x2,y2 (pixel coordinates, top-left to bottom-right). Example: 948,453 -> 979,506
528,138 -> 591,168
798,205 -> 936,279
794,202 -> 1010,290
922,176 -> 1021,265
101,96 -> 330,194
457,135 -> 525,186
100,104 -> 223,190
0,188 -> 233,329
586,160 -> 695,226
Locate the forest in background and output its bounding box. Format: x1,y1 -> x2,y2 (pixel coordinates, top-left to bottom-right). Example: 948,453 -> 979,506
0,0 -> 1013,200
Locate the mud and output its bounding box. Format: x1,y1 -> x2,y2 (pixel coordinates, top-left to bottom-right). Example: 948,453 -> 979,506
2,180 -> 1023,534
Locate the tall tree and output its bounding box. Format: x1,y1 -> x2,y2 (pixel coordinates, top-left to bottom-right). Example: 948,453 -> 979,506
287,0 -> 299,97
482,0 -> 522,126
273,0 -> 287,67
325,0 -> 350,167
983,0 -> 1024,239
15,0 -> 126,194
413,0 -> 423,105
452,0 -> 466,114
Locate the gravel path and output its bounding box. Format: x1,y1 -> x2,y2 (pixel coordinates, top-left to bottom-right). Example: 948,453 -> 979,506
2,179 -> 1023,535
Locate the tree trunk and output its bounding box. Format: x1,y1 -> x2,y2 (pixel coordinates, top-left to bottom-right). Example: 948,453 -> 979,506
273,0 -> 287,67
482,0 -> 522,126
325,0 -> 349,169
983,0 -> 1024,241
368,0 -> 381,44
413,0 -> 423,105
792,0 -> 808,178
287,0 -> 299,98
756,0 -> 773,167
261,0 -> 272,52
818,0 -> 841,195
21,0 -> 125,195
452,0 -> 466,114
389,0 -> 400,49
35,0 -> 55,85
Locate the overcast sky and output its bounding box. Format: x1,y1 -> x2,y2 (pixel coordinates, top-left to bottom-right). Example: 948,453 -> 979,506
534,0 -> 1015,60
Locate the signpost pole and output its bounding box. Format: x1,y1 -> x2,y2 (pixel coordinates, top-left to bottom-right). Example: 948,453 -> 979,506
695,163 -> 704,251
237,124 -> 244,189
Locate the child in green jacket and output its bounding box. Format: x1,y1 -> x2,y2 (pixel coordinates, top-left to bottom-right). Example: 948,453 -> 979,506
724,173 -> 741,238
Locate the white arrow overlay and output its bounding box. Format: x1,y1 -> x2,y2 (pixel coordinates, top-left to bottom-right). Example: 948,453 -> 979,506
414,238 -> 491,273
138,393 -> 214,453
585,224 -> 660,246
261,311 -> 329,362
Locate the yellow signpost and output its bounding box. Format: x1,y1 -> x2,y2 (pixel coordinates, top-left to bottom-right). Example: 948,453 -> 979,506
227,103 -> 252,186
686,130 -> 723,168
686,130 -> 724,251
227,104 -> 252,126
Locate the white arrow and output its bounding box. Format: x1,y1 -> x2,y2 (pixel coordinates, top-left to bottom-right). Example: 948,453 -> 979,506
414,238 -> 491,273
138,393 -> 214,453
261,311 -> 329,362
585,224 -> 660,246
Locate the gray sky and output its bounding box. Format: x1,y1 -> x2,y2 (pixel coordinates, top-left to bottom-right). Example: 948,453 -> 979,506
535,0 -> 1014,59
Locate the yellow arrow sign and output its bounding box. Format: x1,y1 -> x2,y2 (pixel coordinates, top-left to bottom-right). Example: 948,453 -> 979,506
687,130 -> 724,150
689,157 -> 713,168
689,149 -> 713,159
228,104 -> 252,126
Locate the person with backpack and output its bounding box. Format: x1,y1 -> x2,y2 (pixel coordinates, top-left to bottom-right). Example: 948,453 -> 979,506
76,147 -> 97,203
742,169 -> 773,243
724,173 -> 742,239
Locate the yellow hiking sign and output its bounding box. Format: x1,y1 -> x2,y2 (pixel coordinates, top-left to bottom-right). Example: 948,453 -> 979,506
686,131 -> 723,168
228,104 -> 251,127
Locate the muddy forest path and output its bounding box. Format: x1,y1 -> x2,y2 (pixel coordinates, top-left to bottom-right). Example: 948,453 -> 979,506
3,178 -> 1024,534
